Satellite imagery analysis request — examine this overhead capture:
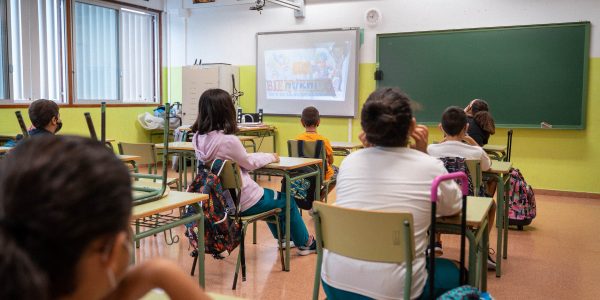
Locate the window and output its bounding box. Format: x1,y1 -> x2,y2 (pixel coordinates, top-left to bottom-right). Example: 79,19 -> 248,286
0,0 -> 160,106
0,0 -> 8,100
73,1 -> 159,104
73,2 -> 119,101
8,0 -> 67,103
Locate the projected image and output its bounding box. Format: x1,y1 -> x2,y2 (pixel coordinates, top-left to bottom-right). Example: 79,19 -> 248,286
264,42 -> 351,101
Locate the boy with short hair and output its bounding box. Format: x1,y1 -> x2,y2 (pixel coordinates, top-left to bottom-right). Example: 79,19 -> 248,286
28,99 -> 62,136
427,106 -> 491,171
427,106 -> 495,269
296,106 -> 338,181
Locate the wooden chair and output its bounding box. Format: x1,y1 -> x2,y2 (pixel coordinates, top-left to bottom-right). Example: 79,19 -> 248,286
311,201 -> 416,300
191,160 -> 285,290
287,140 -> 336,203
466,159 -> 482,195
118,142 -> 179,189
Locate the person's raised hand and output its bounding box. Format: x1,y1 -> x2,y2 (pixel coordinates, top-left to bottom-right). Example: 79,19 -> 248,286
410,125 -> 429,153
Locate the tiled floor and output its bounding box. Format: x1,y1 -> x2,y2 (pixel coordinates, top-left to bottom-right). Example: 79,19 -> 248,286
135,173 -> 600,299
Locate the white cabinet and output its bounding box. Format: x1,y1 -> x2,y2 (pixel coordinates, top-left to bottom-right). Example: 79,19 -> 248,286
181,64 -> 239,125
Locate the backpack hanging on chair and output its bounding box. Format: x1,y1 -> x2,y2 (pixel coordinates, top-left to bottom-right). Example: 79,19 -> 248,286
184,159 -> 242,259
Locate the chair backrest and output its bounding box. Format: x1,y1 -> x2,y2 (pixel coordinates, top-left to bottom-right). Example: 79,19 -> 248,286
118,142 -> 156,166
313,201 -> 415,263
287,139 -> 327,181
15,111 -> 29,138
465,159 -> 481,192
217,160 -> 243,191
312,201 -> 415,300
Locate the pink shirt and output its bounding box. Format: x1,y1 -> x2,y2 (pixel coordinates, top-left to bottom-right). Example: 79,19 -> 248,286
192,131 -> 276,211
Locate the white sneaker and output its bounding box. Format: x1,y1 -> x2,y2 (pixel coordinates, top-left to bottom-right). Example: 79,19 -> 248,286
279,240 -> 296,248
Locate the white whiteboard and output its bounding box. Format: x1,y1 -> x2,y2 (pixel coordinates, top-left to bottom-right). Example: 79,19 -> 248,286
256,28 -> 359,117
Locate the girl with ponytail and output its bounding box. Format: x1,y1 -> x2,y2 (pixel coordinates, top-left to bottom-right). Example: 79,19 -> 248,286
464,99 -> 496,146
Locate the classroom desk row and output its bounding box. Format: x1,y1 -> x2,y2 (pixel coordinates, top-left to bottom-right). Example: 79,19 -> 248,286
129,179 -> 494,292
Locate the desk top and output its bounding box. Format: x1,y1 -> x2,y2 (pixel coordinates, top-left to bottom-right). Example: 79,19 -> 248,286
486,160 -> 513,174
238,125 -> 274,132
331,141 -> 364,150
142,289 -> 241,300
0,132 -> 19,139
118,154 -> 141,162
238,136 -> 256,142
263,157 -> 322,171
155,142 -> 194,151
437,196 -> 494,227
132,191 -> 207,219
0,146 -> 12,154
483,144 -> 507,152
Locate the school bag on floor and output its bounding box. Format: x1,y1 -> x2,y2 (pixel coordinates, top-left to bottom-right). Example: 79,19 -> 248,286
183,159 -> 242,259
505,168 -> 537,230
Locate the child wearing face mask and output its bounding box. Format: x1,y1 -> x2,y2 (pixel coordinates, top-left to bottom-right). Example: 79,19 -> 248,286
0,135 -> 210,300
27,99 -> 63,136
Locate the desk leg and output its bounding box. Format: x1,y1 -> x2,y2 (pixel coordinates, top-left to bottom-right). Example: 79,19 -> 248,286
198,213 -> 205,288
284,173 -> 291,271
503,174 -> 509,260
494,174 -> 504,278
482,220 -> 489,292
466,230 -> 477,287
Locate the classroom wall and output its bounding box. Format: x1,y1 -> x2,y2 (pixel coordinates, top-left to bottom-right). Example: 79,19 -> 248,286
172,0 -> 600,193
0,106 -> 151,143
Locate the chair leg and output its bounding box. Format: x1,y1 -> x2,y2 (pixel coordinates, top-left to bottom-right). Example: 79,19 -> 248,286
241,227 -> 248,281
191,251 -> 198,276
135,220 -> 140,248
253,222 -> 257,244
233,223 -> 248,290
275,216 -> 285,271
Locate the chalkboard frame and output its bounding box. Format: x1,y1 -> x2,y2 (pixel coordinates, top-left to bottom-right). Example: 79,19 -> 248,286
376,22 -> 590,129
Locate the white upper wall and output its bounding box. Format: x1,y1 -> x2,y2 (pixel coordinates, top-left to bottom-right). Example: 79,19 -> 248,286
166,0 -> 600,66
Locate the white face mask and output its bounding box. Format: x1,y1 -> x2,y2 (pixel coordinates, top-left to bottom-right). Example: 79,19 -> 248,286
103,233 -> 132,290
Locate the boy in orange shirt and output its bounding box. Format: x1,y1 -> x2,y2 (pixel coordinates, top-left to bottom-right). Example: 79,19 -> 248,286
296,106 -> 338,182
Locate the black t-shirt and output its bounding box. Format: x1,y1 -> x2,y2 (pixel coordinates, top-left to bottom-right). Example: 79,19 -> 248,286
28,128 -> 53,137
467,116 -> 489,146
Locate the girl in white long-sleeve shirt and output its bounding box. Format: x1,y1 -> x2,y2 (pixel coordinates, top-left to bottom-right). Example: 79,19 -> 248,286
321,87 -> 463,299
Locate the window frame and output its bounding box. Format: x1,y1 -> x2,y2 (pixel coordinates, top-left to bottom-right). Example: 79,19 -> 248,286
70,0 -> 161,105
0,0 -> 162,108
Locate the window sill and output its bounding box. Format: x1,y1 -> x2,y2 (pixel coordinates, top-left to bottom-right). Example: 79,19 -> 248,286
0,103 -> 158,109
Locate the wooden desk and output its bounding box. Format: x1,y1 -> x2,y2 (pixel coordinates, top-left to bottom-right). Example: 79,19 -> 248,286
483,144 -> 507,161
155,142 -> 195,190
118,154 -> 141,162
0,132 -> 19,141
437,196 -> 493,291
483,160 -> 512,278
142,289 -> 242,300
255,156 -> 322,271
131,191 -> 207,288
237,125 -> 277,153
0,146 -> 12,154
331,141 -> 363,156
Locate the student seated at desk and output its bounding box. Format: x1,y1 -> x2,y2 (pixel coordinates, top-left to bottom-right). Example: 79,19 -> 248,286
464,99 -> 495,146
0,136 -> 209,300
191,89 -> 317,255
27,99 -> 63,136
427,106 -> 496,270
321,87 -> 462,300
296,106 -> 338,182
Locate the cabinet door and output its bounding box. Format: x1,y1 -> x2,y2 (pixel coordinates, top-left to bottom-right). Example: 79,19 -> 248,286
182,67 -> 219,125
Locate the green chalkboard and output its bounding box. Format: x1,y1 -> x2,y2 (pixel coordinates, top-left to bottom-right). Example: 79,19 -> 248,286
376,22 -> 590,129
